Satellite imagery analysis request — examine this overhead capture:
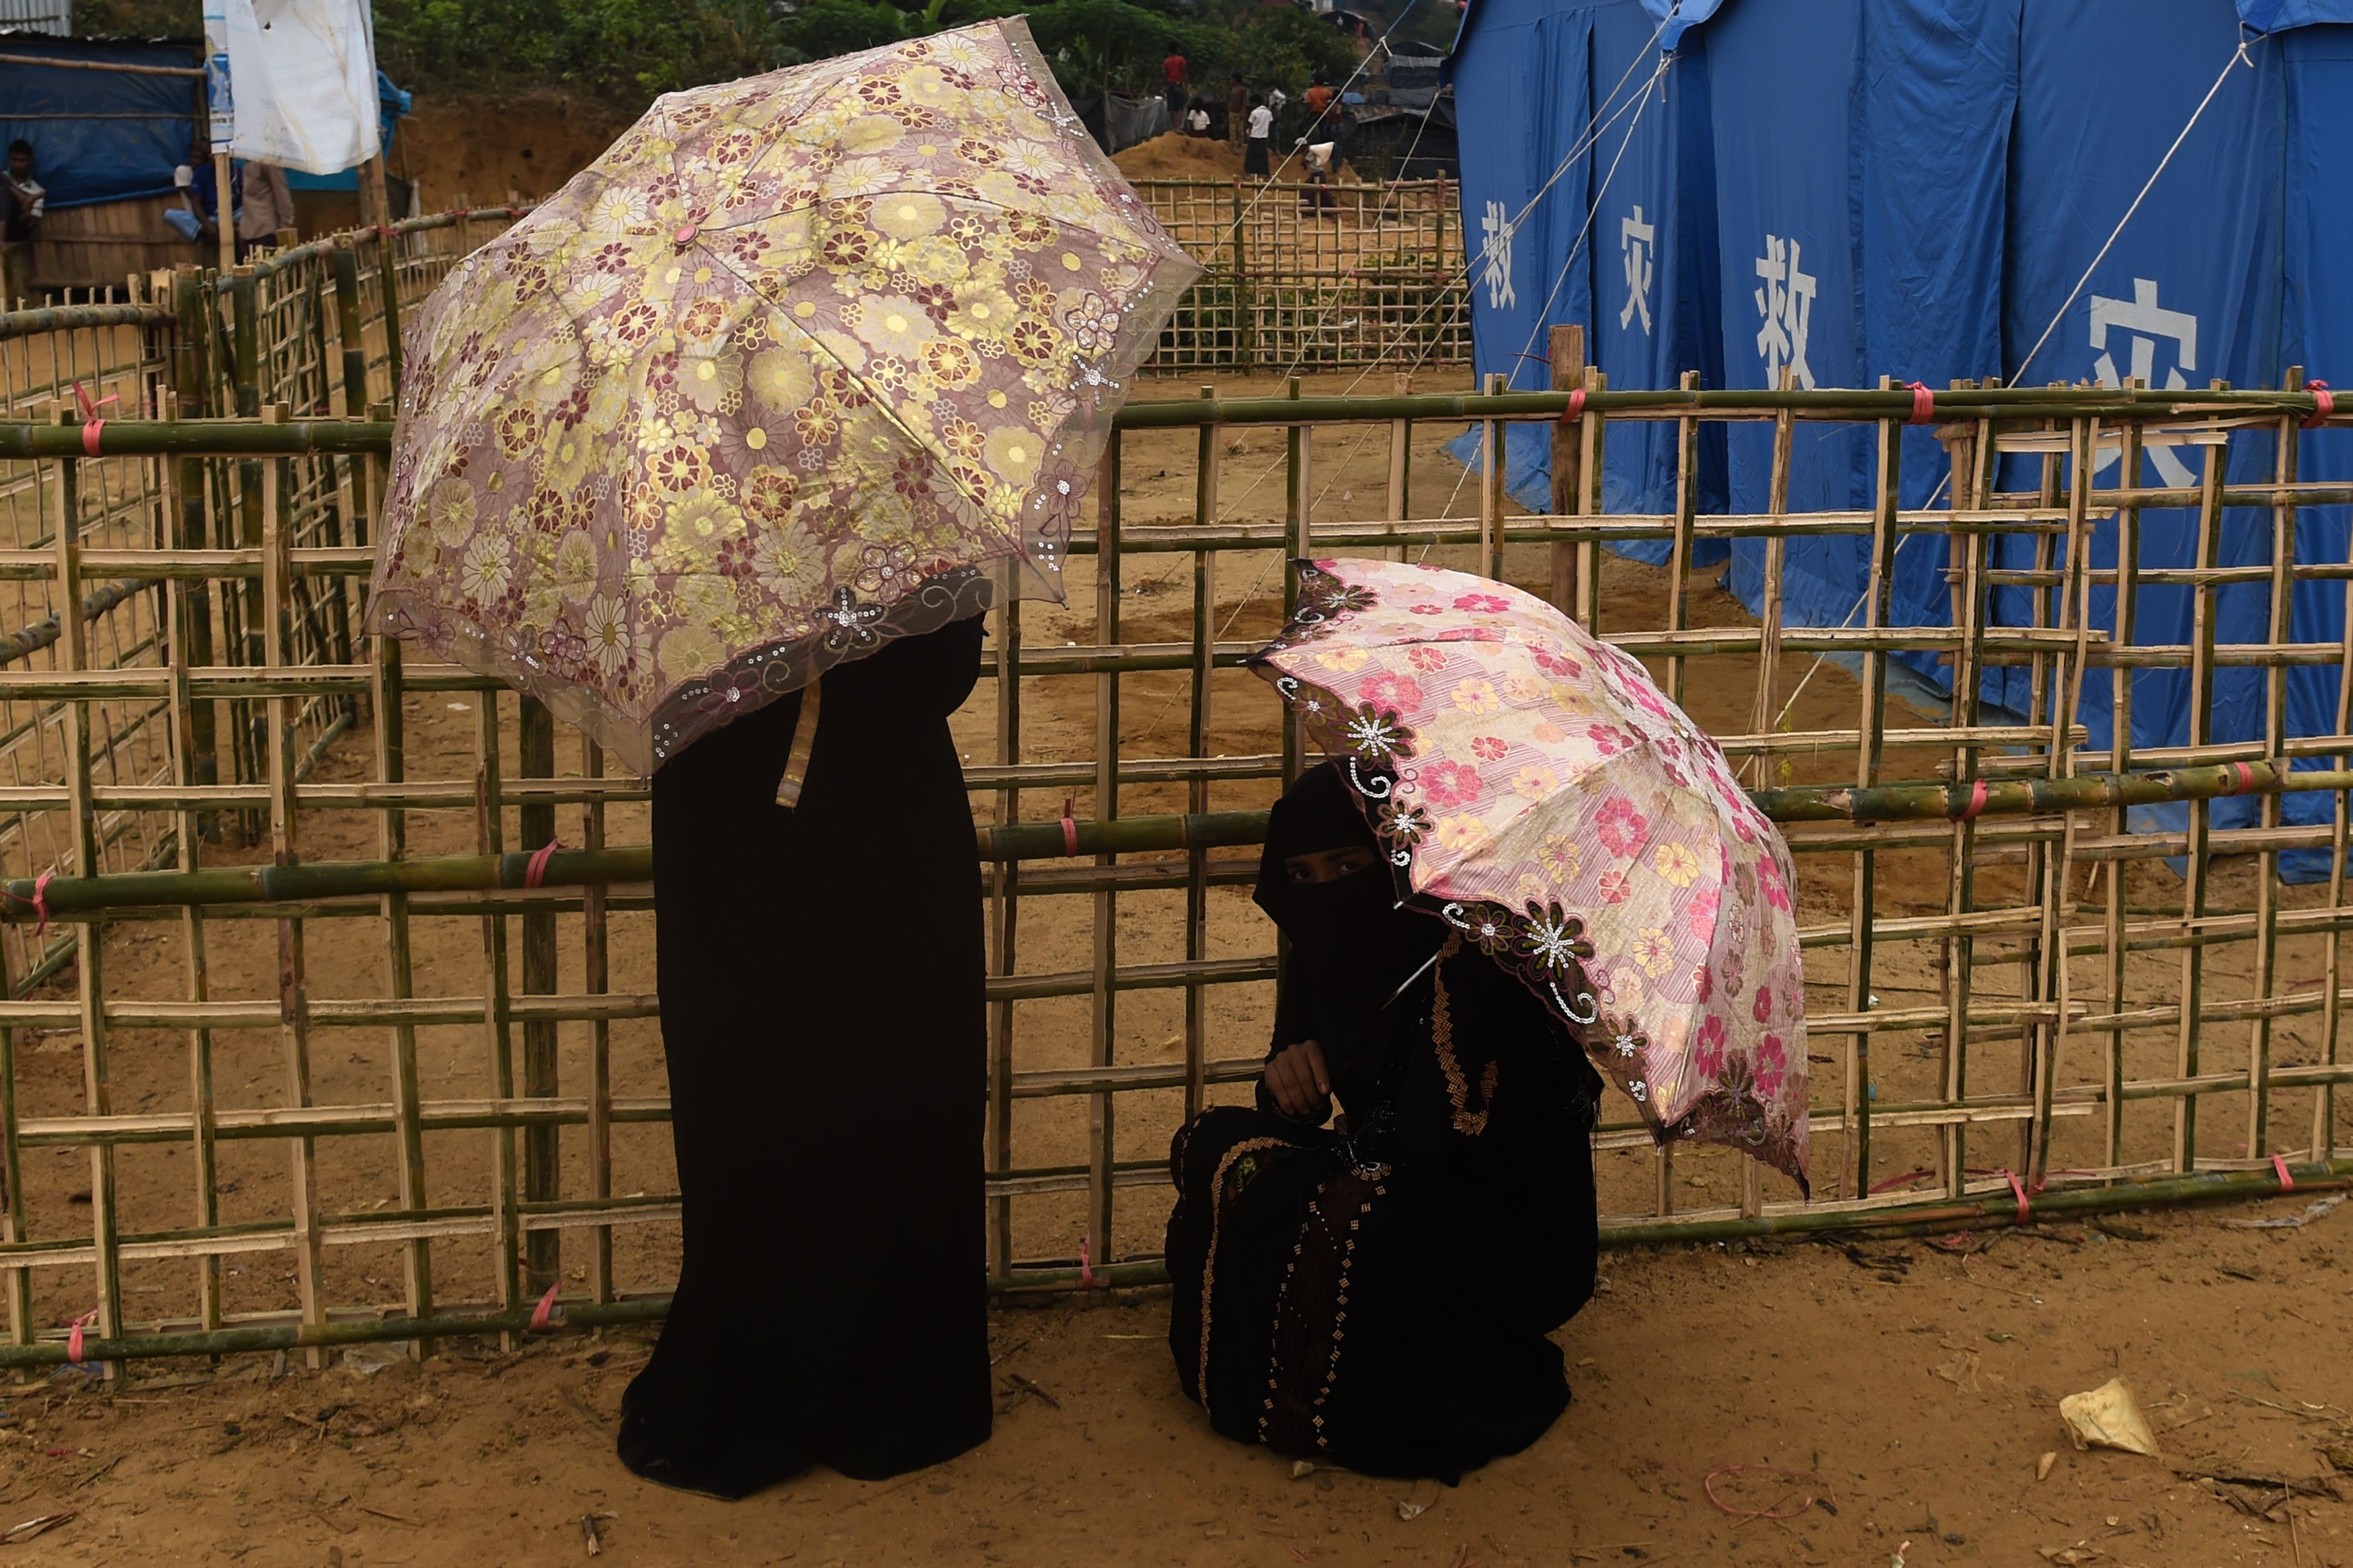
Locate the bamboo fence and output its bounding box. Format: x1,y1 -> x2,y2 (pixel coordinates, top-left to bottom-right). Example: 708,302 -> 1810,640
1130,178 -> 1470,371
0,222 -> 2338,1368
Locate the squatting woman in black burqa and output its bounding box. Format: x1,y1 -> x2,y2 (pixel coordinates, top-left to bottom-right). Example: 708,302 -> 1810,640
619,617 -> 991,1494
1164,762 -> 1605,1481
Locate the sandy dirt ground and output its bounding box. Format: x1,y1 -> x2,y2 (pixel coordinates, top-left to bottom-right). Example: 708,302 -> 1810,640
0,345 -> 2345,1565
2,1191 -> 2352,1566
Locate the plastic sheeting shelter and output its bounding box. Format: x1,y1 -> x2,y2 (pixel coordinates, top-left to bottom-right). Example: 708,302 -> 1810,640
0,37 -> 203,208
1445,0 -> 2353,877
218,0 -> 383,176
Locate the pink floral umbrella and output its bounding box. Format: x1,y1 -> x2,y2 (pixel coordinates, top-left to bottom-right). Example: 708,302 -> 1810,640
1251,559 -> 1810,1190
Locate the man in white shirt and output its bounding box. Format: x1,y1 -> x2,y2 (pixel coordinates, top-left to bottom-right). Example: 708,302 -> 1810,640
1244,97 -> 1274,177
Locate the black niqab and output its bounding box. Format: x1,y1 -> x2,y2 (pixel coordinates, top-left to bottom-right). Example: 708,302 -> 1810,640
1254,764 -> 1445,1074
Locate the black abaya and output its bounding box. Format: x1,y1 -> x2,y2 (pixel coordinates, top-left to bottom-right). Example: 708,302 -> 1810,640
1164,764 -> 1602,1481
620,616 -> 991,1495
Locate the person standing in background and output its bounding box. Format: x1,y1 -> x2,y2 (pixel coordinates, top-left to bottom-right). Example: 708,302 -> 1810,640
1228,73 -> 1249,146
236,159 -> 296,255
1244,94 -> 1274,179
1163,42 -> 1189,124
0,140 -> 43,306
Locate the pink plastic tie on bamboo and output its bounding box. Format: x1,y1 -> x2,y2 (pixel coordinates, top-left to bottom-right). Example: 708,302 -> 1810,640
522,839 -> 561,889
71,382 -> 116,457
3,870 -> 54,937
2270,1153 -> 2295,1190
1078,1233 -> 1095,1288
1060,796 -> 1080,858
529,1281 -> 561,1332
1999,1168 -> 2030,1225
1905,381 -> 1934,425
2304,380 -> 2333,430
1557,387 -> 1586,427
65,1309 -> 97,1365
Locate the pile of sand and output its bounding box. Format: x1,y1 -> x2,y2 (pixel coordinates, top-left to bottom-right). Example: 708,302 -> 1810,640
1113,132 -> 1248,181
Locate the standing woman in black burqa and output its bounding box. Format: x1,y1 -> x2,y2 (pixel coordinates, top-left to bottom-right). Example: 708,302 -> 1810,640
619,617 -> 991,1493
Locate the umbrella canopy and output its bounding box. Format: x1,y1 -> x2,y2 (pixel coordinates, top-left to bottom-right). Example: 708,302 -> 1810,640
1252,559 -> 1810,1190
368,20 -> 1200,773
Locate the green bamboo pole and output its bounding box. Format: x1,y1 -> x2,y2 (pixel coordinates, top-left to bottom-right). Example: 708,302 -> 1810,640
0,759 -> 2329,919
518,696 -> 560,1299
0,1154 -> 2337,1364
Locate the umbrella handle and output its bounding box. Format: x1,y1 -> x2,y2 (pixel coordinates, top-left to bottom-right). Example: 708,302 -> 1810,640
773,679 -> 823,809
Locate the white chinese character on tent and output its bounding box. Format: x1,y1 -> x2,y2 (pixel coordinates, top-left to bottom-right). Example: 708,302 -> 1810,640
1753,234 -> 1816,389
2089,277 -> 2202,487
1620,206 -> 1655,335
1479,199 -> 1517,311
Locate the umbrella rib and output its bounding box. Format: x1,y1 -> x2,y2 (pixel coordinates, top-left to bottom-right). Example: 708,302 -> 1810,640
682,233 -> 1002,527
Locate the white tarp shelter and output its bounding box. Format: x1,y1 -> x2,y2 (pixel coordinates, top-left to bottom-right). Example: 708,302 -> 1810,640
220,0 -> 382,176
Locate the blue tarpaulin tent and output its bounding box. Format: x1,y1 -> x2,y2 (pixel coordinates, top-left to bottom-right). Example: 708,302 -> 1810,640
0,36 -> 203,208
1446,0 -> 2353,876
0,36 -> 408,206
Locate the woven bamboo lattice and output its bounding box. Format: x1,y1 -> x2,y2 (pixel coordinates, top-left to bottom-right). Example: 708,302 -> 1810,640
1130,179 -> 1470,372
0,244 -> 2342,1367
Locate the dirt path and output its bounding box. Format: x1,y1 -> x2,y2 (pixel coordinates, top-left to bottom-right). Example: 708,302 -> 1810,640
5,1191 -> 2351,1566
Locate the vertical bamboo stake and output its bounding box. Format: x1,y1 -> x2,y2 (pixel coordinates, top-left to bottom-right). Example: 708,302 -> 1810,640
2103,417 -> 2146,1170
1386,370 -> 1412,561
169,268 -> 219,804
1283,376 -> 1305,783
1548,325 -> 1585,610
161,398 -> 222,1337
2028,413 -> 2097,1186
1663,370 -> 1701,710
1748,367 -> 1797,778
1574,369 -> 1605,632
1478,371 -> 1504,581
260,403 -> 327,1369
372,599 -> 433,1337
229,270 -> 265,808
987,574 -> 1020,1277
476,694 -> 522,1345
581,735 -> 613,1305
1088,438 -> 1122,1268
1943,388 -> 1996,1196
1185,387 -> 1218,1120
0,927 -> 24,1355
2247,386 -> 2295,1161
52,407 -> 123,1374
518,697 -> 559,1298
2007,404 -> 2064,1179
2322,395 -> 2353,1163
1843,383 -> 1899,1200
2174,390 -> 2227,1175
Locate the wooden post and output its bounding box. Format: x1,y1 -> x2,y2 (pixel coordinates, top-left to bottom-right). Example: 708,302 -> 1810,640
1385,369 -> 1413,559
362,155 -> 393,237
518,696 -> 560,1299
1088,438 -> 1121,1272
1548,323 -> 1585,612
260,402 -> 327,1368
212,150 -> 235,274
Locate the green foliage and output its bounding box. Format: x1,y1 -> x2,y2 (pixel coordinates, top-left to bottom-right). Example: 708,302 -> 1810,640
368,0 -> 786,103
1226,5 -> 1358,102
998,0 -> 1223,97
73,0 -> 198,34
78,0 -> 1399,120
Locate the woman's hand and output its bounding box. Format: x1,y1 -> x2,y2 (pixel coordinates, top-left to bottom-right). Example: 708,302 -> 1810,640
1263,1040 -> 1331,1118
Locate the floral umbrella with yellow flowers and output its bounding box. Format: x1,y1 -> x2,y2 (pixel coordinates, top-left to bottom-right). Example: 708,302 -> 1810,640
1252,559 -> 1812,1192
368,19 -> 1199,774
